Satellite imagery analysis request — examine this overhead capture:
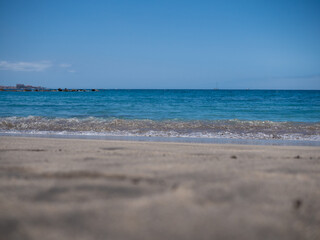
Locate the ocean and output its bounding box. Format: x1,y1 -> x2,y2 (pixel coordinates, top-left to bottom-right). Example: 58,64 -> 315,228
1,90 -> 319,144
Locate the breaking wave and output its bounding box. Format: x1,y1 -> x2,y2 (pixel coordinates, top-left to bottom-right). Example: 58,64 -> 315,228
0,116 -> 319,141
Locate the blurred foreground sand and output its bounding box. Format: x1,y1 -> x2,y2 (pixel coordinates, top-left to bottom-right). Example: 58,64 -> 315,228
0,136 -> 320,240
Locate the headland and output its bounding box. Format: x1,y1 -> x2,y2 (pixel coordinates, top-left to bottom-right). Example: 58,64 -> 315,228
0,84 -> 98,92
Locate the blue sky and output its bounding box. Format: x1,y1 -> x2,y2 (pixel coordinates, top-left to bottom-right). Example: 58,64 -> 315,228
0,0 -> 319,89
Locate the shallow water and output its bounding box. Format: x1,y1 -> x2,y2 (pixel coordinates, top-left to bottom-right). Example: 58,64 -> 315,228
1,90 -> 319,142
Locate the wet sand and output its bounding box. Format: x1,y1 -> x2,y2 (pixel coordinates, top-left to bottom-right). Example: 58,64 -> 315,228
0,136 -> 320,240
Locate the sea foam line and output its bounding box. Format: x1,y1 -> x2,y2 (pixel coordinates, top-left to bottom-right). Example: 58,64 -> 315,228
0,116 -> 319,141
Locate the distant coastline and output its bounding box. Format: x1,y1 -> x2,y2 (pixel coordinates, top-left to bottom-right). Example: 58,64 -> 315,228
0,83 -> 46,91
0,84 -> 98,92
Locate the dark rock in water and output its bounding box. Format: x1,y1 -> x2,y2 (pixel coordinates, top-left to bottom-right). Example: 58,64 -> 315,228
92,89 -> 98,91
58,88 -> 62,92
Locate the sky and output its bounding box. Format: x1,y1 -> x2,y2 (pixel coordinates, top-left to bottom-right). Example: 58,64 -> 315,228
0,0 -> 319,89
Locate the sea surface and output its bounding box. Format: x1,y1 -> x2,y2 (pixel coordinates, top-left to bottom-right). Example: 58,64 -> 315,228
0,90 -> 319,144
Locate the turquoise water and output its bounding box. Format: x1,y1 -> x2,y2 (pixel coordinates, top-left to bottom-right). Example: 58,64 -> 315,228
1,90 -> 319,141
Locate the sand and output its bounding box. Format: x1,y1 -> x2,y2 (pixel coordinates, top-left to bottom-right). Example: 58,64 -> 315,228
0,136 -> 320,240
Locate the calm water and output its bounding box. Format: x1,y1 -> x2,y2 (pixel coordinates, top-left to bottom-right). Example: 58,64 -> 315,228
1,90 -> 319,141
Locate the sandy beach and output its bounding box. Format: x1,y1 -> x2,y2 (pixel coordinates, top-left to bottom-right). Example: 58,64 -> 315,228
0,136 -> 319,240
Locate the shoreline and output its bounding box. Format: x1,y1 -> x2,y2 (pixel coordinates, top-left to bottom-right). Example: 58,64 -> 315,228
1,136 -> 320,239
1,132 -> 320,146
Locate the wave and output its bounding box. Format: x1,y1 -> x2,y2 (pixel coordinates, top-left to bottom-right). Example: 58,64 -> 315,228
0,116 -> 319,141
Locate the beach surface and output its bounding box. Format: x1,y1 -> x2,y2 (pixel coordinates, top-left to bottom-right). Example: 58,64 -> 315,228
0,136 -> 320,240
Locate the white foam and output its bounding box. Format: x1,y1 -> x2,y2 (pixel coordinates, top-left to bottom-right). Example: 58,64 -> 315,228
0,116 -> 319,141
